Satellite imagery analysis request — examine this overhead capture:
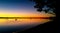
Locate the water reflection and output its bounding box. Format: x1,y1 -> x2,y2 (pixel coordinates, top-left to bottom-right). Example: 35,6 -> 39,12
0,19 -> 51,26
0,18 -> 53,33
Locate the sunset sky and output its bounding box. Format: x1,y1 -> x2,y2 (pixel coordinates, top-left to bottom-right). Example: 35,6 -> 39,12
0,0 -> 55,26
0,0 -> 55,17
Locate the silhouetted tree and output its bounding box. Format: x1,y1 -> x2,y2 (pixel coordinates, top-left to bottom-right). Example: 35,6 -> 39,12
30,0 -> 56,14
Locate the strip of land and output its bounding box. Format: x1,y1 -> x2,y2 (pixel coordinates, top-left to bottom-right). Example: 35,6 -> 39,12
0,17 -> 55,19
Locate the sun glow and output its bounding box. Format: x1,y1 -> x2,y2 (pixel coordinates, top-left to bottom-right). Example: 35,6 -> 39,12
0,11 -> 55,17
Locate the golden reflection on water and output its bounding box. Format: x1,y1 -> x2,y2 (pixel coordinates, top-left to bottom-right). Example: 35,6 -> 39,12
0,19 -> 51,26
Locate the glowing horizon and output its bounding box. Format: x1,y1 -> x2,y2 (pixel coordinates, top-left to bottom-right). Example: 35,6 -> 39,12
0,11 -> 55,17
0,11 -> 55,26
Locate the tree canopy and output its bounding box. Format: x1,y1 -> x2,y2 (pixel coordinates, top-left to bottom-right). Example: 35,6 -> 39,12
30,0 -> 56,14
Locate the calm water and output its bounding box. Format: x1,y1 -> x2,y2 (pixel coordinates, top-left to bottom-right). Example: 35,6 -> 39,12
0,19 -> 51,33
0,25 -> 33,33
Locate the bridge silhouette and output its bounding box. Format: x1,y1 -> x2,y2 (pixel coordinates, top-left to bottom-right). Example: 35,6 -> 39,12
0,17 -> 55,21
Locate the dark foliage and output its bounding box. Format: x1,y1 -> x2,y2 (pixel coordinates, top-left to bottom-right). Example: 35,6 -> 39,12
30,0 -> 56,13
